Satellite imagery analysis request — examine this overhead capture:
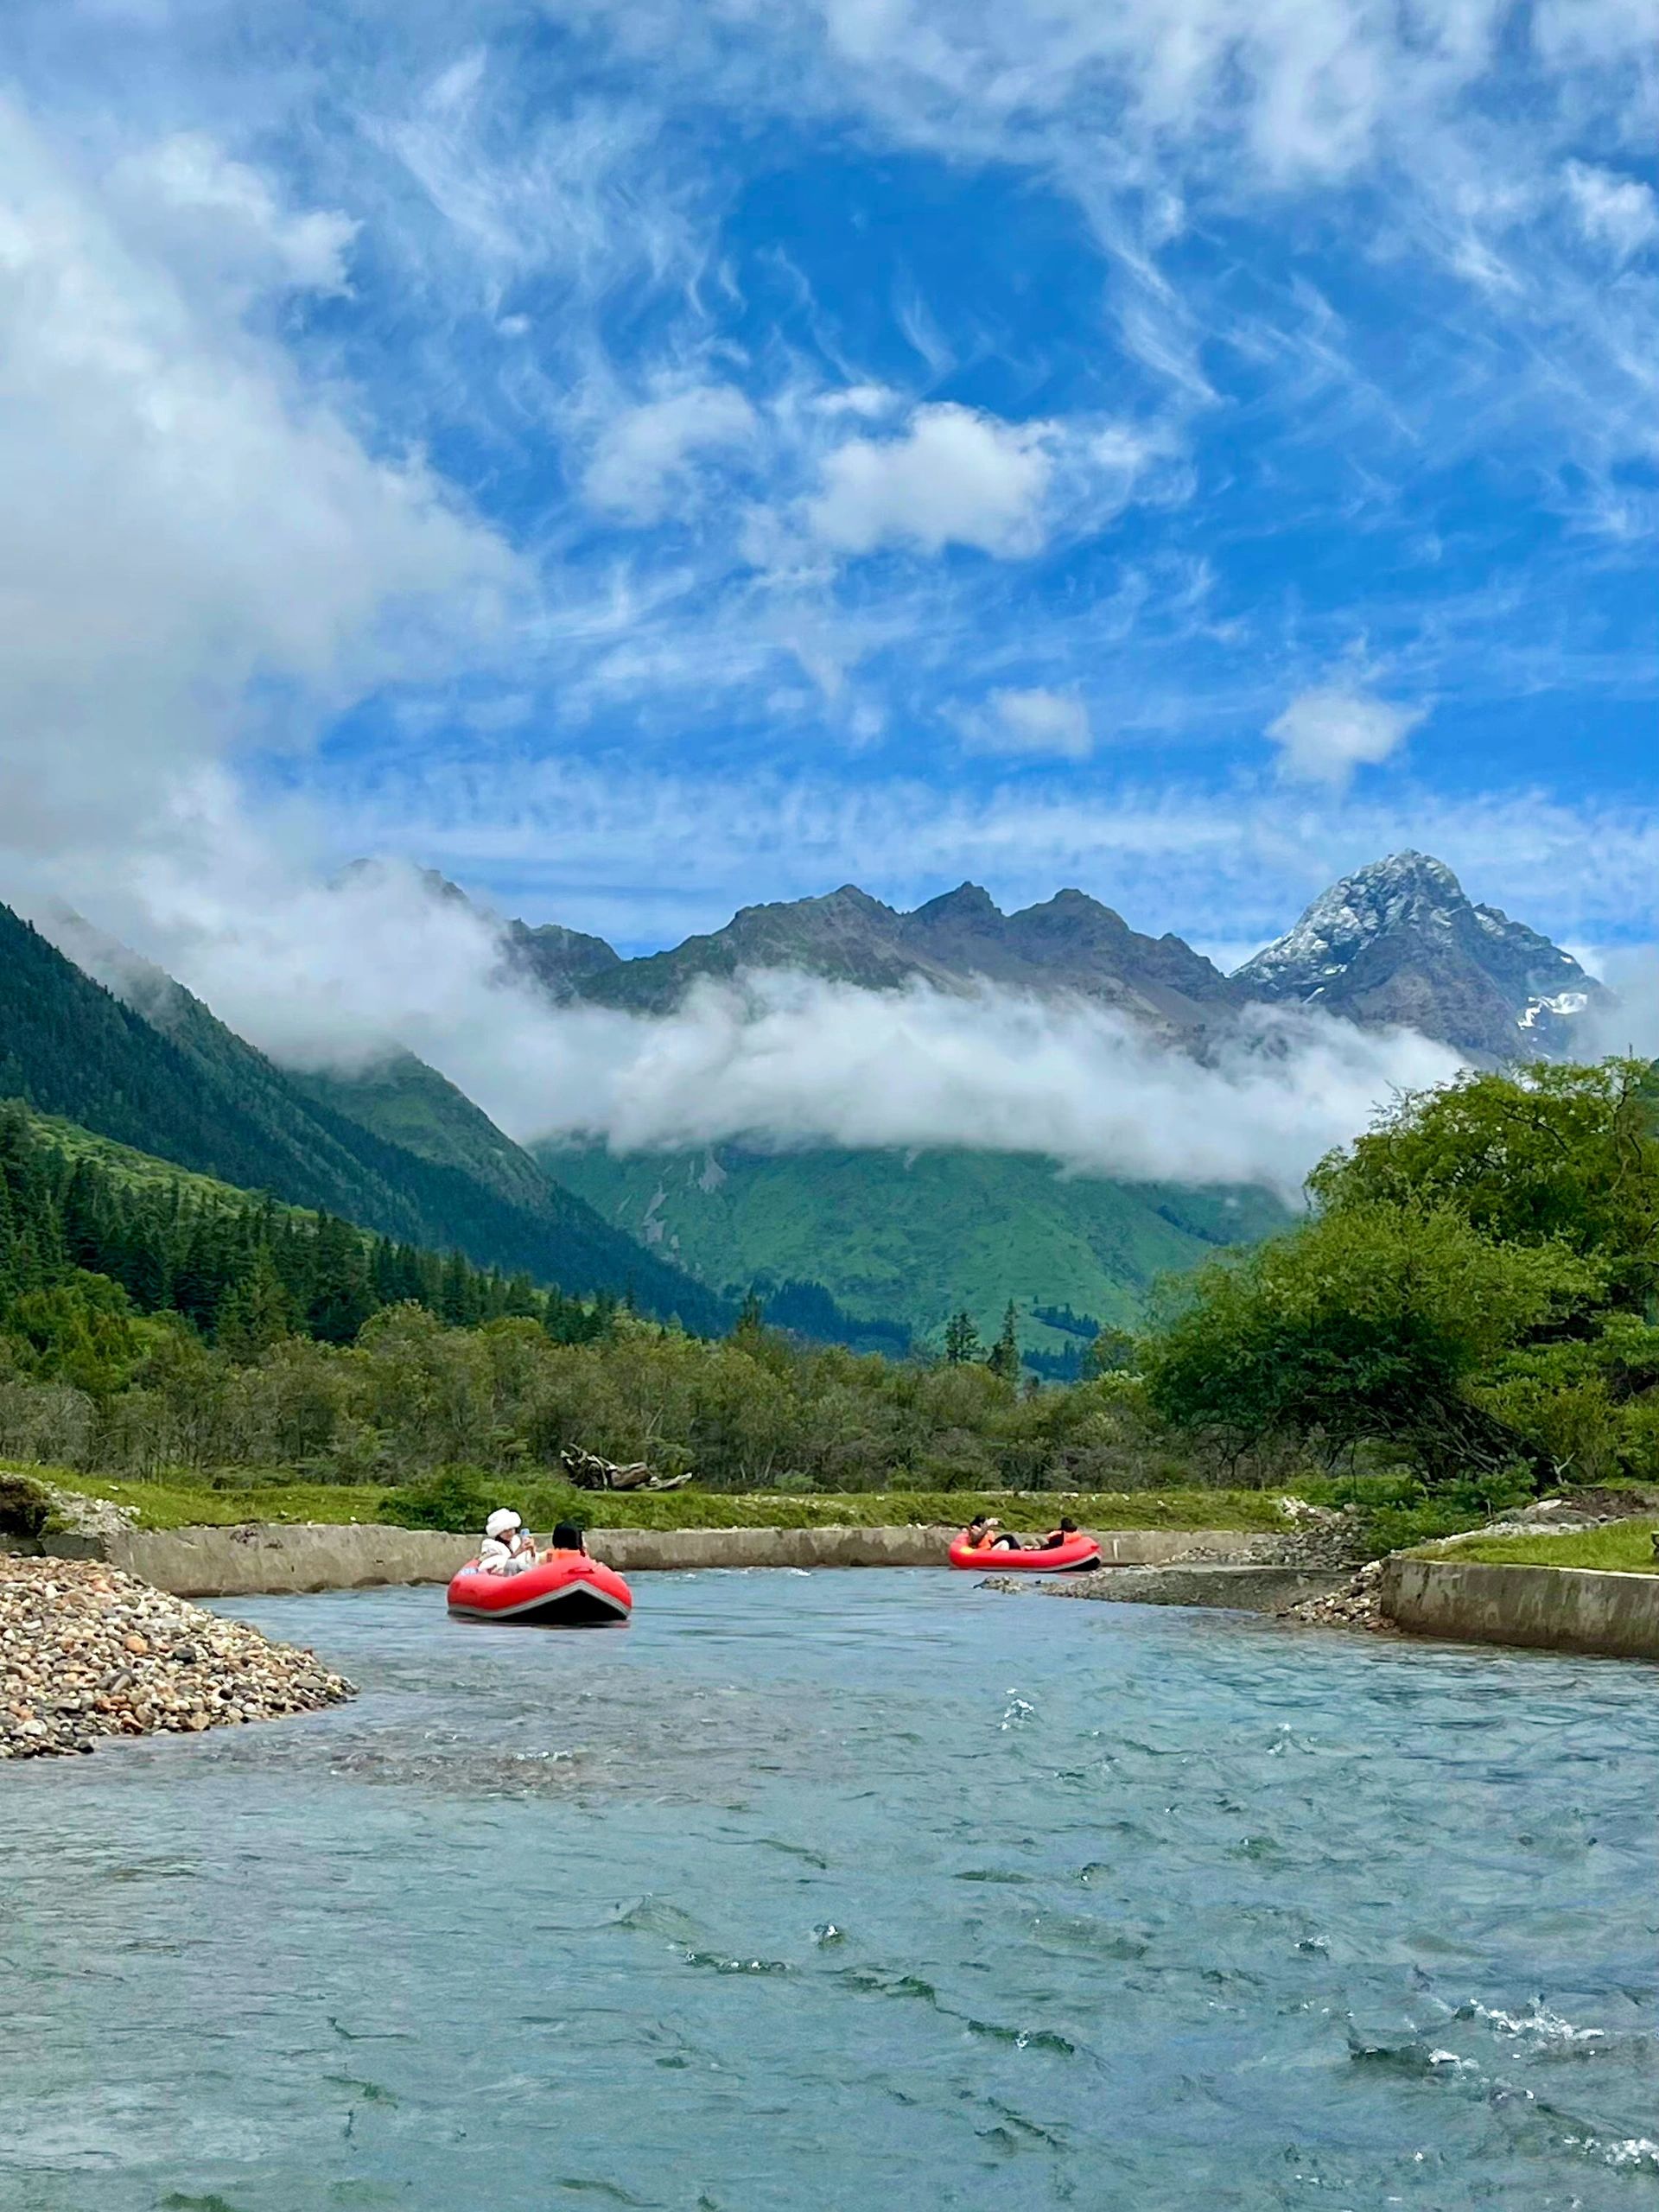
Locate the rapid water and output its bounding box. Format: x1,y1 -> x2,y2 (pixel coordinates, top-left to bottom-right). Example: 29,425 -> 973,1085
1,1571 -> 1653,2209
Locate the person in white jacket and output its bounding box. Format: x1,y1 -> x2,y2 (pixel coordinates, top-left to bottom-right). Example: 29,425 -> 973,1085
475,1508 -> 536,1575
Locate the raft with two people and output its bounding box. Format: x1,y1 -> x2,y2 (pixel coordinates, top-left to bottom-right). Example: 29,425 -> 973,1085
948,1514 -> 1102,1573
448,1510 -> 632,1627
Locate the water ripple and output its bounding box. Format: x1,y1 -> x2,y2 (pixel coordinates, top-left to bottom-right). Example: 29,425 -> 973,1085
1,1570 -> 1651,2210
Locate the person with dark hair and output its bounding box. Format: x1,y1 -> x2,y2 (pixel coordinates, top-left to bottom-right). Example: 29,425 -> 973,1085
550,1521 -> 588,1554
960,1514 -> 1021,1552
1034,1516 -> 1080,1551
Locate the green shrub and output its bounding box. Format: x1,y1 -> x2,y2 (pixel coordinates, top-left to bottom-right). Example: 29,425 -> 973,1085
0,1471 -> 51,1539
376,1467 -> 497,1533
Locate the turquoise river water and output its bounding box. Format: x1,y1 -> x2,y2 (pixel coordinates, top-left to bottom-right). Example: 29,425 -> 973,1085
1,1570 -> 1655,2209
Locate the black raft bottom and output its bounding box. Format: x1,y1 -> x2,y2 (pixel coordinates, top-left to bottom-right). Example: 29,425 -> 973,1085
452,1590 -> 631,1628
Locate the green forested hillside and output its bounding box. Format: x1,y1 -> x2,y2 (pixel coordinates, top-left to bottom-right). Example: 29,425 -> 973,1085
0,904 -> 725,1330
0,1097 -> 1293,1500
538,1143 -> 1289,1347
0,1102 -> 603,1363
292,1052 -> 558,1213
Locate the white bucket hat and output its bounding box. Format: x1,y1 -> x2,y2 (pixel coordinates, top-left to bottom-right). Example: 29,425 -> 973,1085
485,1509 -> 523,1539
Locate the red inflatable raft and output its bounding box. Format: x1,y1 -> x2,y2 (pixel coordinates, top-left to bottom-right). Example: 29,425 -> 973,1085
447,1549 -> 632,1627
948,1534 -> 1102,1573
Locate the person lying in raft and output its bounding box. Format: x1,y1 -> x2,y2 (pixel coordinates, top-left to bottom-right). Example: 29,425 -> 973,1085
960,1515 -> 1023,1552
476,1508 -> 537,1575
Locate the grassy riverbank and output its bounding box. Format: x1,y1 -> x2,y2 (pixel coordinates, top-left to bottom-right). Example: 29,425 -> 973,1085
17,1465 -> 1296,1536
1431,1520 -> 1659,1573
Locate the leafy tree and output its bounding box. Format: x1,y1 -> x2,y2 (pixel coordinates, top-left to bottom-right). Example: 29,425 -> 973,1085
7,1272 -> 143,1398
1081,1325 -> 1138,1379
1312,1060 -> 1659,1306
1141,1202 -> 1599,1482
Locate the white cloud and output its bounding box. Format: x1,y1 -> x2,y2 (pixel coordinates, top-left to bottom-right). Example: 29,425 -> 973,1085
1561,162 -> 1659,262
584,384 -> 760,522
793,0 -> 1521,186
499,976 -> 1461,1198
0,99 -> 514,862
1267,685 -> 1425,790
59,853 -> 1460,1202
958,687 -> 1093,761
810,384 -> 900,419
806,403 -> 1054,557
110,133 -> 359,299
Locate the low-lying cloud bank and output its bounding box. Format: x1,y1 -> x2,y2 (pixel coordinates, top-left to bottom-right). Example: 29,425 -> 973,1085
490,975 -> 1464,1199
43,859 -> 1464,1202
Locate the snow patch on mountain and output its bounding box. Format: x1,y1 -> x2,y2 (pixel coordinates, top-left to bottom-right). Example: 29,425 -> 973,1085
1233,851 -> 1608,1061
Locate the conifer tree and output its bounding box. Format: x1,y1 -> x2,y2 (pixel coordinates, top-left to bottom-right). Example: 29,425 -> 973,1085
986,1300 -> 1020,1383
943,1308 -> 981,1364
217,1249 -> 295,1362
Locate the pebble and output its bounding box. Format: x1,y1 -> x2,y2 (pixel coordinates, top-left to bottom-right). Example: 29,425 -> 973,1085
1278,1558 -> 1395,1632
0,1557 -> 355,1762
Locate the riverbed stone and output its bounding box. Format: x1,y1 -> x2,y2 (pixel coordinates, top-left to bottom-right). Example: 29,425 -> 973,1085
0,1554 -> 355,1761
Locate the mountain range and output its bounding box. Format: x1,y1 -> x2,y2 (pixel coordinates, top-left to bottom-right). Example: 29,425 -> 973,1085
509,850 -> 1607,1349
1,852 -> 1613,1361
505,849 -> 1608,1064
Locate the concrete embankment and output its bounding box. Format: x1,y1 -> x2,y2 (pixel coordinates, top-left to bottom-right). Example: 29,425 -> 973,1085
1382,1555 -> 1659,1661
15,1521 -> 1281,1599
986,1565 -> 1351,1613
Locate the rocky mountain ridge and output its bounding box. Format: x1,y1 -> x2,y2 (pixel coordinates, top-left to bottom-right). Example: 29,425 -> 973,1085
502,851 -> 1606,1064
1236,851 -> 1607,1061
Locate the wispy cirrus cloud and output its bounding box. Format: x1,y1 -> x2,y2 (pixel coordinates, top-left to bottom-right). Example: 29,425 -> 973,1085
264,744 -> 1659,960
0,0 -> 1655,1024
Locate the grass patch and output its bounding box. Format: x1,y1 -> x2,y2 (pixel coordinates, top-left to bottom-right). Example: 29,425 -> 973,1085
380,1478 -> 1291,1536
24,1464 -> 1294,1536
66,1477 -> 397,1530
1428,1520 -> 1659,1573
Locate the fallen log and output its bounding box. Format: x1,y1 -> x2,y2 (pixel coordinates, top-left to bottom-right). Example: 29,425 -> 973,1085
560,1446 -> 696,1492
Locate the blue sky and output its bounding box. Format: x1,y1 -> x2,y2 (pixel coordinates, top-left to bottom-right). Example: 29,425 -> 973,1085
3,0 -> 1657,966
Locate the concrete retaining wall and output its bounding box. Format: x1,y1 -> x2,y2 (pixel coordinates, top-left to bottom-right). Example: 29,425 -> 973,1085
998,1564 -> 1350,1613
1382,1555 -> 1659,1661
23,1519 -> 1278,1598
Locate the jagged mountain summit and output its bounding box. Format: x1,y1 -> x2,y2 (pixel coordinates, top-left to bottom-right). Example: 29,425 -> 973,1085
1233,851 -> 1609,1060
499,852 -> 1604,1063
517,881 -> 1246,1037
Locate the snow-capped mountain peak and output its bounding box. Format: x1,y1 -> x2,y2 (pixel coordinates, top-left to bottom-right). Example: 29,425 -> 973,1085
1234,852 -> 1607,1060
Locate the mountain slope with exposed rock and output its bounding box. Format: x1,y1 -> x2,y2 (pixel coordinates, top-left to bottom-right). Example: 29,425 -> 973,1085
1233,851 -> 1608,1060
500,851 -> 1604,1065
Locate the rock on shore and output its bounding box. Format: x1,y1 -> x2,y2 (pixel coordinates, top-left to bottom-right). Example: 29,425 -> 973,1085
1278,1558 -> 1395,1631
0,1556 -> 355,1760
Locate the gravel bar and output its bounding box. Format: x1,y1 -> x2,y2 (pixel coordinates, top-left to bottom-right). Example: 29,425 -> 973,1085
0,1555 -> 355,1760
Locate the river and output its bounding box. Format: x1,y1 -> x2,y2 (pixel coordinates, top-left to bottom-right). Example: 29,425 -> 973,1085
2,1570 -> 1653,2209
